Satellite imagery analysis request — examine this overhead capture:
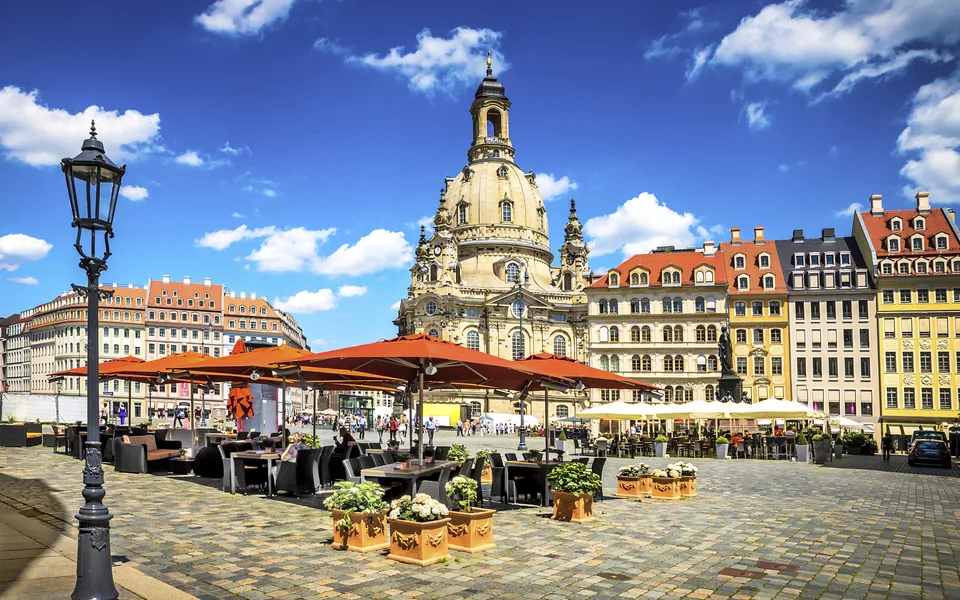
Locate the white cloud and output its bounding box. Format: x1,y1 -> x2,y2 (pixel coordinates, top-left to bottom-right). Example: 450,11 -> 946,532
829,145 -> 840,158
245,227 -> 337,271
119,185 -> 149,201
312,229 -> 413,276
195,0 -> 296,36
685,45 -> 713,81
778,163 -> 791,174
195,224 -> 278,250
0,86 -> 161,167
644,36 -> 683,60
0,234 -> 53,271
273,289 -> 338,314
337,285 -> 367,298
6,276 -> 38,285
744,102 -> 771,131
263,189 -> 277,197
175,151 -> 204,166
390,300 -> 402,311
710,0 -> 960,97
836,202 -> 863,218
232,212 -> 245,218
220,142 -> 249,155
584,193 -> 710,257
897,74 -> 960,202
318,27 -> 509,95
535,173 -> 578,201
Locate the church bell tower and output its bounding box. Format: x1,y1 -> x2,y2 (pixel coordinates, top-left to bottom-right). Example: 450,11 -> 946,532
469,52 -> 514,163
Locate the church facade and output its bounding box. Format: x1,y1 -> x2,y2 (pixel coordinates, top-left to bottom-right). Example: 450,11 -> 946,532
394,59 -> 591,421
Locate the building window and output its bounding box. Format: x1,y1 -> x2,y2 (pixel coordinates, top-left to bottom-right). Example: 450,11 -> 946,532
662,327 -> 673,343
921,388 -> 933,410
771,357 -> 782,376
938,351 -> 950,372
912,237 -> 924,251
695,297 -> 705,312
763,275 -> 775,289
844,357 -> 854,378
796,357 -> 806,377
753,356 -> 765,375
466,330 -> 480,351
941,390 -> 952,411
501,201 -> 513,222
771,329 -> 782,344
424,300 -> 438,315
885,388 -> 898,409
706,325 -> 717,342
511,331 -> 524,360
828,357 -> 838,378
759,254 -> 770,268
751,301 -> 763,316
427,328 -> 440,338
753,329 -> 764,344
735,256 -> 745,269
738,276 -> 749,290
918,289 -> 930,303
735,329 -> 747,344
734,302 -> 746,316
812,357 -> 822,377
888,238 -> 900,252
920,351 -> 932,372
609,299 -> 619,314
609,327 -> 620,343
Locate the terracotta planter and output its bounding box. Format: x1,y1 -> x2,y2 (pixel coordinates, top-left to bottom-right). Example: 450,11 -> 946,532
447,507 -> 496,553
397,461 -> 409,469
387,518 -> 450,566
331,510 -> 388,553
481,464 -> 493,484
551,490 -> 595,523
650,477 -> 681,500
615,476 -> 645,500
678,476 -> 697,498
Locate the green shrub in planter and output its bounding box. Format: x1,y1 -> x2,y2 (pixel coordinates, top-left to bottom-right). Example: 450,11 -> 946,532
715,436 -> 730,444
445,475 -> 479,512
323,482 -> 388,514
558,429 -> 567,441
447,444 -> 470,462
547,461 -> 602,495
654,435 -> 669,443
796,433 -> 808,445
812,434 -> 825,441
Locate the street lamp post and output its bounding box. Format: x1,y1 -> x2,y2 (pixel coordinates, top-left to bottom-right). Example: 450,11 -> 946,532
512,266 -> 529,451
62,121 -> 125,600
55,379 -> 63,424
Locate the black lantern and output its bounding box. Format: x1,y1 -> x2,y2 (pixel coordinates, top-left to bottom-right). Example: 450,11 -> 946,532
62,120 -> 126,265
63,120 -> 123,600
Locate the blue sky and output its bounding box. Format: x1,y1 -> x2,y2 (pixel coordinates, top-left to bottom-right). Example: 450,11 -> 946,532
1,0 -> 958,348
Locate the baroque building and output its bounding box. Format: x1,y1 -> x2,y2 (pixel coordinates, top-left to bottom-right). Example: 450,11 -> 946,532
395,58 -> 590,421
585,242 -> 728,405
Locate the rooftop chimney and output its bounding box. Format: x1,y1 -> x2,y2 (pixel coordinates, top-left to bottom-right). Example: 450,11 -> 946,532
754,226 -> 765,243
112,282 -> 117,288
822,227 -> 836,242
731,228 -> 741,245
702,240 -> 716,257
251,292 -> 257,300
869,194 -> 883,215
128,283 -> 133,288
240,292 -> 247,299
792,229 -> 804,242
161,274 -> 170,284
183,276 -> 191,285
916,191 -> 931,214
229,291 -> 236,298
203,277 -> 212,287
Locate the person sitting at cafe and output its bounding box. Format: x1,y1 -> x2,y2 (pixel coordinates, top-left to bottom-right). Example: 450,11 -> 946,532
784,427 -> 797,438
731,432 -> 744,447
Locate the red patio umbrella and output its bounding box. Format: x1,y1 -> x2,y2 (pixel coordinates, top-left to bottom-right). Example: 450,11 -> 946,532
50,355 -> 145,378
289,334 -> 538,463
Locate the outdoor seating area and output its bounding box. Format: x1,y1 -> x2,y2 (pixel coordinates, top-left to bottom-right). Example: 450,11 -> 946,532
0,423 -> 43,447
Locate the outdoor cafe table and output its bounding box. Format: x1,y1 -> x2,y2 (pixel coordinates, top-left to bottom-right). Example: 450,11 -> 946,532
506,460 -> 563,507
205,432 -> 236,446
230,451 -> 280,497
360,460 -> 458,497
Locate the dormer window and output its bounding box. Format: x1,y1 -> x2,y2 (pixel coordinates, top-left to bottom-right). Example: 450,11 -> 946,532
935,234 -> 948,250
840,252 -> 851,265
608,274 -> 619,287
891,218 -> 902,232
881,262 -> 893,275
914,217 -> 925,231
898,261 -> 910,274
887,238 -> 900,252
763,275 -> 775,289
934,260 -> 946,274
824,254 -> 835,266
672,272 -> 680,284
458,204 -> 467,225
911,236 -> 924,251
738,275 -> 749,290
501,200 -> 513,223
794,254 -> 805,267
734,255 -> 745,269
630,273 -> 639,285
758,253 -> 770,268
505,262 -> 520,283
809,254 -> 820,266
917,261 -> 928,274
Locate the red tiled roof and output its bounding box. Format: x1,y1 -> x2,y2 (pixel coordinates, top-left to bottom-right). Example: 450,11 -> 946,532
719,239 -> 787,295
588,250 -> 728,289
859,208 -> 960,258
147,279 -> 223,309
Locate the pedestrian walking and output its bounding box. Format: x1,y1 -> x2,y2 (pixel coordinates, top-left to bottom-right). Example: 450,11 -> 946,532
173,406 -> 184,428
388,416 -> 398,442
882,430 -> 893,462
118,405 -> 126,426
426,417 -> 436,445
358,417 -> 366,440
376,416 -> 385,443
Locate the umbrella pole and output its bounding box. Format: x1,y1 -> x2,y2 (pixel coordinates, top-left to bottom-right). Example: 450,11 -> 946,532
312,389 -> 317,441
189,377 -> 195,456
418,370 -> 424,465
281,375 -> 287,448
544,388 -> 550,462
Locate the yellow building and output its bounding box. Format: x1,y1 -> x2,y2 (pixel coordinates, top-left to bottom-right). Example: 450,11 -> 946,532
853,192 -> 960,434
719,227 -> 790,401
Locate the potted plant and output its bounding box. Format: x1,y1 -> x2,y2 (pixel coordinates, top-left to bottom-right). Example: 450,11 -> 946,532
670,462 -> 698,497
795,432 -> 809,462
556,429 -> 569,453
394,451 -> 411,468
547,461 -> 602,523
715,436 -> 730,460
654,435 -> 668,457
616,463 -> 652,499
447,444 -> 470,463
475,449 -> 493,483
386,493 -> 451,566
527,449 -> 542,463
650,466 -> 682,500
324,482 -> 389,553
445,475 -> 496,553
812,434 -> 828,464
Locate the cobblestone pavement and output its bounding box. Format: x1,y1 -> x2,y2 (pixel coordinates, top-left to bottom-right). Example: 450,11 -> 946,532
1,445 -> 957,600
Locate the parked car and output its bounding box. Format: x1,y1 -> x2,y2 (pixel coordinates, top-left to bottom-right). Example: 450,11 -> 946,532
907,439 -> 952,468
910,430 -> 947,445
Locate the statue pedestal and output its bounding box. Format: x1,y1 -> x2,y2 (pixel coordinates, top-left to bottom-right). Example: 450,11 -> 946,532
717,370 -> 742,403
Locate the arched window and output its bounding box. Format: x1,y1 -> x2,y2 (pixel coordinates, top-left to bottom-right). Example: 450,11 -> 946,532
609,274 -> 619,286
641,298 -> 650,313
662,327 -> 673,343
631,326 -> 641,342
609,299 -> 619,314
630,298 -> 640,313
706,297 -> 716,312
553,335 -> 567,357
695,325 -> 706,342
609,326 -> 620,342
506,263 -> 520,283
641,355 -> 652,372
470,400 -> 482,417
600,355 -> 609,371
675,385 -> 684,400
641,326 -> 651,342
458,204 -> 467,225
429,264 -> 439,282
696,271 -> 704,283
563,272 -> 573,291
511,331 -> 525,360
695,297 -> 705,312
764,275 -> 775,289
662,298 -> 672,313
630,273 -> 639,285
610,355 -> 620,371
664,355 -> 674,371
640,273 -> 648,284
706,270 -> 714,283
664,386 -> 673,403
673,297 -> 683,313
697,356 -> 707,372
631,355 -> 642,371
501,200 -> 513,222
708,355 -> 718,371
672,272 -> 681,284
707,325 -> 718,342
466,330 -> 480,351
738,275 -> 749,290
555,404 -> 569,418
674,325 -> 683,342
675,355 -> 684,372
598,326 -> 608,342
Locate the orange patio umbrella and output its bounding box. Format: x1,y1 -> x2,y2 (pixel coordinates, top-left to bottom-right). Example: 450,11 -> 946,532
288,334 -> 538,463
50,355 -> 145,378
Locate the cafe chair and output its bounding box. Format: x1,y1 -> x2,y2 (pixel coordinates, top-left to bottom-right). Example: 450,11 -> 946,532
371,452 -> 386,466
343,458 -> 362,484
357,455 -> 375,470
470,456 -> 486,506
590,457 -> 606,502
417,463 -> 455,507
318,445 -> 335,489
504,453 -> 518,461
275,448 -> 321,497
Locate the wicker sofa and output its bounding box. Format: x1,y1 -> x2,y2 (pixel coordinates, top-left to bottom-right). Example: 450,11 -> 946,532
113,432 -> 182,473
0,423 -> 43,447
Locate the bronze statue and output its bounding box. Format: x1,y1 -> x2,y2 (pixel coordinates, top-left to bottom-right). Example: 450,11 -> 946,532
719,325 -> 733,373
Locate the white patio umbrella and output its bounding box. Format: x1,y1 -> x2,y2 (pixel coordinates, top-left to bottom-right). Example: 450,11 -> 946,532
652,400 -> 737,419
829,415 -> 866,430
579,401 -> 658,420
726,398 -> 825,419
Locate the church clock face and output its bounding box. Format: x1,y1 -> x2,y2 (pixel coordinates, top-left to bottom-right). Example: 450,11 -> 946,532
434,245 -> 443,256
566,255 -> 575,265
